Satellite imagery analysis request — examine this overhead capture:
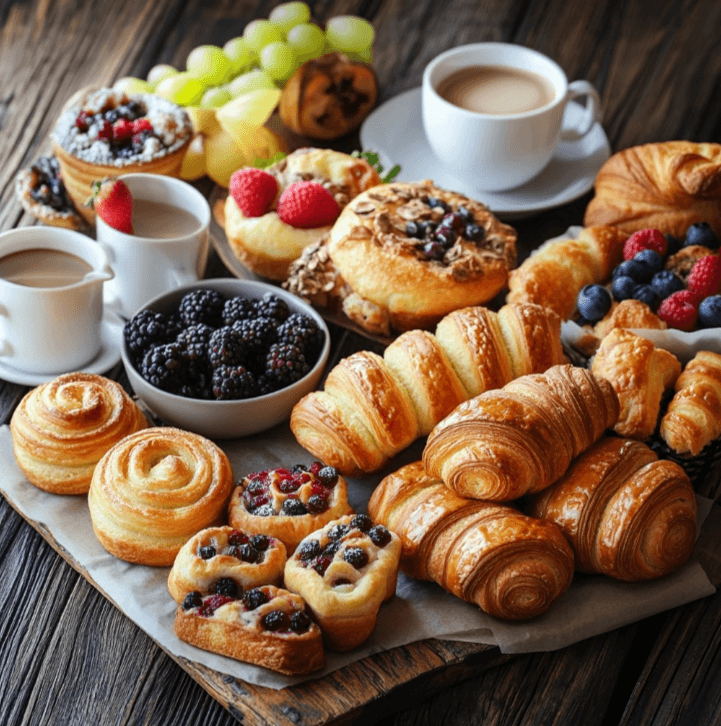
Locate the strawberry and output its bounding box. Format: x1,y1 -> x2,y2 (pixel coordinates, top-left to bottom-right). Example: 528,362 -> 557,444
623,229 -> 668,260
88,177 -> 134,234
657,289 -> 699,331
687,254 -> 721,298
276,181 -> 340,229
112,118 -> 133,142
229,168 -> 278,218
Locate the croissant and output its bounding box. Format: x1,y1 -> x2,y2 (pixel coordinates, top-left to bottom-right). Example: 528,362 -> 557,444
506,225 -> 628,319
660,350 -> 721,456
526,437 -> 697,581
583,141 -> 721,238
290,302 -> 565,476
423,365 -> 619,501
367,462 -> 574,620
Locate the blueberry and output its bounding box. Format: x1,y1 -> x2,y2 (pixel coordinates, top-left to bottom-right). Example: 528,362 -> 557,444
631,284 -> 661,311
612,275 -> 638,301
634,249 -> 663,273
464,223 -> 485,241
182,591 -> 203,610
698,295 -> 721,327
613,259 -> 651,283
423,240 -> 446,261
650,270 -> 685,300
685,222 -> 719,249
576,284 -> 612,323
405,221 -> 421,238
458,205 -> 473,220
434,228 -> 456,248
665,234 -> 683,256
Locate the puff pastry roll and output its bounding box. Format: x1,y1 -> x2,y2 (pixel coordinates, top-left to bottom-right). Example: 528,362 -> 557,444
591,329 -> 681,441
368,462 -> 574,620
175,584 -> 324,675
423,365 -> 619,501
526,437 -> 697,581
660,351 -> 721,456
506,225 -> 628,319
88,427 -> 234,566
228,462 -> 353,553
284,514 -> 401,650
10,373 -> 148,494
583,141 -> 721,238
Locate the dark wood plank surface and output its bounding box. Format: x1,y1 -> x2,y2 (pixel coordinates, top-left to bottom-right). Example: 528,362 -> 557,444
1,0 -> 720,724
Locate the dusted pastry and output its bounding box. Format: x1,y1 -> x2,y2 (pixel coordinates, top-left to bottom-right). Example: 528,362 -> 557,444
526,437 -> 697,581
10,373 -> 148,495
368,462 -> 574,621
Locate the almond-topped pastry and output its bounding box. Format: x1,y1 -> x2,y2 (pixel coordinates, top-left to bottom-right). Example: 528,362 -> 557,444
284,180 -> 517,336
228,462 -> 354,553
284,513 -> 401,651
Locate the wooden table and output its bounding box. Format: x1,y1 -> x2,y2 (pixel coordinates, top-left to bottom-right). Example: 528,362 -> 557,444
1,0 -> 721,724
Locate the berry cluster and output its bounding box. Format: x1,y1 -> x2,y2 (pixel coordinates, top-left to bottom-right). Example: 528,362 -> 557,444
575,223 -> 721,331
197,530 -> 272,564
124,289 -> 324,400
27,156 -> 73,213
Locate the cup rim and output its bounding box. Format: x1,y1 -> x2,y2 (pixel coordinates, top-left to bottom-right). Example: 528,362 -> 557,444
423,41 -> 569,120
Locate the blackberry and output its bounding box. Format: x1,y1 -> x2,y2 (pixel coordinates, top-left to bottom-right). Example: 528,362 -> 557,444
179,365 -> 214,400
214,578 -> 240,598
368,525 -> 392,547
458,205 -> 473,220
178,289 -> 225,327
232,316 -> 278,355
350,514 -> 372,532
276,314 -> 324,361
250,504 -> 274,517
177,323 -> 214,362
317,466 -> 339,488
237,543 -> 260,563
212,365 -> 258,400
253,293 -> 290,323
222,296 -> 255,326
124,310 -> 180,364
281,498 -> 308,516
199,545 -> 216,560
298,539 -> 322,561
208,327 -> 247,369
228,530 -> 249,546
182,591 -> 203,610
140,343 -> 185,392
249,534 -> 270,551
243,588 -> 269,610
289,610 -> 311,633
264,343 -> 309,390
322,541 -> 342,558
262,610 -> 291,632
327,524 -> 350,541
343,547 -> 369,569
306,494 -> 328,513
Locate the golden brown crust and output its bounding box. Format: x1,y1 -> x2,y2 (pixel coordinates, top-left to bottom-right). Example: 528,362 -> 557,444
10,373 -> 148,495
526,437 -> 697,581
583,141 -> 721,238
593,299 -> 668,338
15,165 -> 86,230
368,462 -> 574,620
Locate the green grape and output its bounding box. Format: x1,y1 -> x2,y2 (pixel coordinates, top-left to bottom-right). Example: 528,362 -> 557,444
113,77 -> 151,95
325,16 -> 375,54
227,69 -> 277,97
200,87 -> 233,108
186,45 -> 234,86
223,37 -> 256,75
269,2 -> 311,35
146,64 -> 179,90
243,19 -> 283,53
155,72 -> 205,106
346,47 -> 373,64
259,41 -> 297,82
286,23 -> 325,63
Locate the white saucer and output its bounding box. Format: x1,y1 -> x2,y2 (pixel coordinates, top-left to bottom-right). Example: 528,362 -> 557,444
359,87 -> 611,220
0,313 -> 124,386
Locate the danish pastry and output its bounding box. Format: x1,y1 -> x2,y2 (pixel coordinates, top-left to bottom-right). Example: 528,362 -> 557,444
10,373 -> 148,495
593,299 -> 668,339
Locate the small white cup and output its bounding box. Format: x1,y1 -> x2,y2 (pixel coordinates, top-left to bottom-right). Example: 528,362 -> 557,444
422,43 -> 601,191
96,174 -> 211,319
0,227 -> 114,375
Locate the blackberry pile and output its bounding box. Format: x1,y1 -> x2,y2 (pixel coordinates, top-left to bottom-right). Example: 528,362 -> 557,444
124,289 -> 324,400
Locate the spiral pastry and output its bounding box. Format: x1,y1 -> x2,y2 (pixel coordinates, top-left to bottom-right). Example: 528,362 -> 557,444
88,427 -> 234,566
10,373 -> 148,494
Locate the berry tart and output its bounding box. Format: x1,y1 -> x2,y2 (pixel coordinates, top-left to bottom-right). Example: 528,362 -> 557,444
224,148 -> 382,280
228,462 -> 354,554
51,87 -> 192,223
174,584 -> 325,675
284,180 -> 517,337
167,526 -> 287,605
283,513 -> 401,651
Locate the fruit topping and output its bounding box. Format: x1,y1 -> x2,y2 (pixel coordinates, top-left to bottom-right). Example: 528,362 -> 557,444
576,284 -> 612,323
657,290 -> 699,331
243,587 -> 269,610
368,525 -> 392,547
199,545 -> 216,560
198,594 -> 234,617
687,255 -> 721,298
327,523 -> 351,541
89,177 -> 134,234
182,591 -> 203,610
214,578 -> 241,598
699,295 -> 721,327
229,167 -> 279,217
343,546 -> 369,569
289,610 -> 311,633
298,539 -> 322,561
249,534 -> 270,551
684,222 -> 719,249
623,228 -> 668,260
276,181 -> 340,228
237,543 -> 261,563
281,498 -> 309,516
262,610 -> 292,631
350,513 -> 372,532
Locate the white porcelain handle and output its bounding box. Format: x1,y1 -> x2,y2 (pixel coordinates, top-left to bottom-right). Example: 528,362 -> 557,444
561,80 -> 602,142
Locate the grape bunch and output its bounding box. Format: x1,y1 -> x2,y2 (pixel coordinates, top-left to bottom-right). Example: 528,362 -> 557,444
113,2 -> 375,109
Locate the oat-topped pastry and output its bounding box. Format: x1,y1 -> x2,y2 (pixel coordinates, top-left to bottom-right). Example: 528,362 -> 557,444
224,148 -> 382,280
285,180 -> 517,337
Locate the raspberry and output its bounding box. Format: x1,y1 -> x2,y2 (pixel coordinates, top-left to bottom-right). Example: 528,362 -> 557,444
657,290 -> 699,331
96,121 -> 113,141
623,229 -> 668,260
131,118 -> 153,134
687,255 -> 721,298
112,118 -> 134,142
276,181 -> 340,229
75,111 -> 91,132
229,168 -> 278,218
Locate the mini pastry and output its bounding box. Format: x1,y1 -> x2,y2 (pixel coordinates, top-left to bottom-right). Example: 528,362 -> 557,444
175,584 -> 324,675
224,148 -> 382,280
88,427 -> 234,566
10,373 -> 148,495
664,245 -> 716,283
168,526 -> 287,605
284,180 -> 517,336
228,462 -> 353,554
283,513 -> 401,651
593,299 -> 668,339
51,87 -> 192,223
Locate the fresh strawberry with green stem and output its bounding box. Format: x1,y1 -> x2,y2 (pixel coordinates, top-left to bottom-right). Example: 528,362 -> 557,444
88,177 -> 134,234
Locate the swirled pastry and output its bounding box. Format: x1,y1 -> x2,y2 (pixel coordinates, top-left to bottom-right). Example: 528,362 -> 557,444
88,427 -> 234,566
285,180 -> 517,336
10,373 -> 148,494
175,584 -> 324,675
228,462 -> 353,554
526,437 -> 697,581
168,526 -> 286,604
367,462 -> 574,620
423,365 -> 619,501
283,514 -> 401,650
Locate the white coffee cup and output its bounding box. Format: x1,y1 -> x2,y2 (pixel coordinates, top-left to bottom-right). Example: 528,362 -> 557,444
96,174 -> 211,319
0,227 -> 114,375
422,43 -> 601,191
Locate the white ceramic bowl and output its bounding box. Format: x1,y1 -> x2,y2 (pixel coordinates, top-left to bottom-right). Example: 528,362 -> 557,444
121,279 -> 330,439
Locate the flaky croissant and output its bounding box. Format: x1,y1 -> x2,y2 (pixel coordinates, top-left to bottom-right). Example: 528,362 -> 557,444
423,365 -> 619,501
506,225 -> 628,319
290,302 -> 565,476
526,437 -> 697,581
367,461 -> 574,620
660,350 -> 721,456
583,141 -> 721,238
